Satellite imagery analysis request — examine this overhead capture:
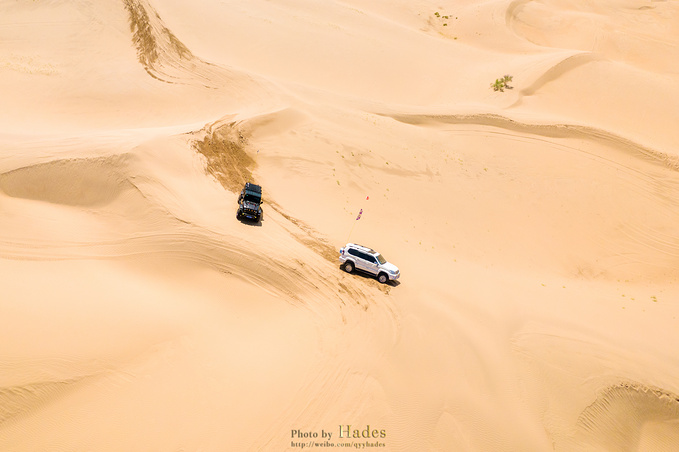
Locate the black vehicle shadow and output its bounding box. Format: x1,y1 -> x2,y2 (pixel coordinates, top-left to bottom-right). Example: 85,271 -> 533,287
236,208 -> 264,227
236,212 -> 263,227
238,218 -> 262,227
339,264 -> 401,287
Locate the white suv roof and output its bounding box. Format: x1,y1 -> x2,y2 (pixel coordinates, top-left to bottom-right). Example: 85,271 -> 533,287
345,243 -> 378,255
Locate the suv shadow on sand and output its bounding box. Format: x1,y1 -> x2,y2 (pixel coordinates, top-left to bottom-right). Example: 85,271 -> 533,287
339,262 -> 401,286
237,215 -> 263,226
236,207 -> 263,226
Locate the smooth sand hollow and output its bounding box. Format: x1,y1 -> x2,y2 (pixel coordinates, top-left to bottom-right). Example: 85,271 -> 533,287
1,0 -> 679,450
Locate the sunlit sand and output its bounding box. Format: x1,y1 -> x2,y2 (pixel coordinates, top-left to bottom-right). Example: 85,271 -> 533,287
1,1 -> 679,450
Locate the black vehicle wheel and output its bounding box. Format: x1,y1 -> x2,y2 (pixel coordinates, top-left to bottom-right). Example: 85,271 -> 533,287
377,273 -> 388,284
344,261 -> 354,273
236,211 -> 242,220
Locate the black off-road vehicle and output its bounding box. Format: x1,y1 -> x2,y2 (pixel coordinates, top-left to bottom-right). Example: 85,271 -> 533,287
236,182 -> 263,222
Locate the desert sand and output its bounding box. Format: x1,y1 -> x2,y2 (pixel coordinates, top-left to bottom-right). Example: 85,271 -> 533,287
1,0 -> 679,451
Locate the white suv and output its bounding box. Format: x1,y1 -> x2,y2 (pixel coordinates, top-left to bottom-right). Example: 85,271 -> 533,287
339,243 -> 400,283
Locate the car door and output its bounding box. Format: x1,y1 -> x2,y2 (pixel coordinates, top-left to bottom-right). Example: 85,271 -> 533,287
360,252 -> 379,275
348,249 -> 363,270
352,250 -> 369,273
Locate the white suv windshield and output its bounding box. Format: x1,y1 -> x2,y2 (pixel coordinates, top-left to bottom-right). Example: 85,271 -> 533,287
376,254 -> 386,264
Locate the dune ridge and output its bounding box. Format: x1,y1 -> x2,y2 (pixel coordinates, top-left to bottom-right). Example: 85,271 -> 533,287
568,382 -> 679,452
0,378 -> 90,427
122,0 -> 251,90
381,111 -> 679,171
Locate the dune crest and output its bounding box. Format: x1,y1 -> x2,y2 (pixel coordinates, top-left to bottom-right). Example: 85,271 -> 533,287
508,0 -> 679,73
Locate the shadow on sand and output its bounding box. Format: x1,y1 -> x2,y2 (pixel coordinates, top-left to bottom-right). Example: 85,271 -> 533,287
339,264 -> 401,287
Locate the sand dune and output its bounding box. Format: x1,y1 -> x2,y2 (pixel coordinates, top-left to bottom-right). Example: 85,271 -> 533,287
1,0 -> 679,451
508,0 -> 679,72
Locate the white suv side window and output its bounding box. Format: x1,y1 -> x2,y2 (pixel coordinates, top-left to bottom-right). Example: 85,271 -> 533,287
358,251 -> 372,263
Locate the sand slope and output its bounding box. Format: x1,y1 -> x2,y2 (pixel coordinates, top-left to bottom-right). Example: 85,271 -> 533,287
1,0 -> 679,451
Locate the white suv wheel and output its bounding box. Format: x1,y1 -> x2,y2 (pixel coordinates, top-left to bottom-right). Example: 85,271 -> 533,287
344,261 -> 354,273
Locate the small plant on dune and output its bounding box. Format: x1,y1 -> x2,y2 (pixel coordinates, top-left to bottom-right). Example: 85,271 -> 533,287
491,79 -> 505,92
491,75 -> 513,92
